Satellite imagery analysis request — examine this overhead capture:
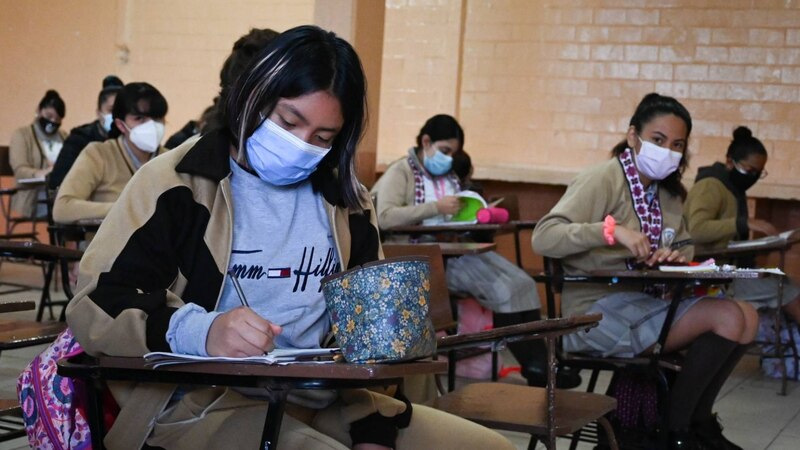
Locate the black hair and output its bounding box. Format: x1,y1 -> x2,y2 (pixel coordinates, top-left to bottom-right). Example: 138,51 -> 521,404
451,149 -> 472,182
415,114 -> 464,150
611,92 -> 692,199
38,90 -> 65,118
225,25 -> 367,210
97,75 -> 124,110
109,82 -> 168,138
727,126 -> 766,162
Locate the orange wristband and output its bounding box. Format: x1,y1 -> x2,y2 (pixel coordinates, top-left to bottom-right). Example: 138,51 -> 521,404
603,215 -> 616,245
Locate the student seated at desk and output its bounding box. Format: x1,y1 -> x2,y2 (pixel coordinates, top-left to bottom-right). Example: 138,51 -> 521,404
9,89 -> 67,217
684,126 -> 800,324
533,93 -> 757,450
65,26 -> 514,450
48,75 -> 124,190
52,82 -> 169,223
370,114 -> 581,389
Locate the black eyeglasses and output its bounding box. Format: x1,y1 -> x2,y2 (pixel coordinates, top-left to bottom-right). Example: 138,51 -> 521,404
733,161 -> 768,179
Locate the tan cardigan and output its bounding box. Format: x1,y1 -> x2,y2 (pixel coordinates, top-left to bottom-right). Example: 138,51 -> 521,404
683,177 -> 740,254
52,137 -> 166,223
370,148 -> 445,229
532,157 -> 694,317
8,123 -> 66,216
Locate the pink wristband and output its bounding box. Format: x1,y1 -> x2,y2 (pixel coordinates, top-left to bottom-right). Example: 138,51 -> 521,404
603,215 -> 616,245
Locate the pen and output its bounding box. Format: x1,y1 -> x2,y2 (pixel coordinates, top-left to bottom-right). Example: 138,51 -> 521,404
227,270 -> 250,308
670,239 -> 693,250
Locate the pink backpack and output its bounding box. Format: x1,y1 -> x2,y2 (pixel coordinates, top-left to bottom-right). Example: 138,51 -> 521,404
16,328 -> 92,449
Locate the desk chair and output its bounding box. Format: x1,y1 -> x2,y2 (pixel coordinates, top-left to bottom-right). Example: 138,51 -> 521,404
536,257 -> 684,449
696,244 -> 799,395
0,145 -> 44,240
383,243 -> 618,450
0,240 -> 83,321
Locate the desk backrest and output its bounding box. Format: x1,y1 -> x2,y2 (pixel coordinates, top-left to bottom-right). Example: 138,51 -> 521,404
382,243 -> 456,332
0,146 -> 12,177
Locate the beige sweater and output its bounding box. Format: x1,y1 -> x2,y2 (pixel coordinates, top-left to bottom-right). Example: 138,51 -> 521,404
52,137 -> 166,223
370,149 -> 446,229
683,177 -> 740,254
532,157 -> 694,317
9,123 -> 66,215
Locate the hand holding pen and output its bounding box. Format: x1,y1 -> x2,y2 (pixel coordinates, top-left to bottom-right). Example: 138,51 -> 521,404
205,271 -> 283,358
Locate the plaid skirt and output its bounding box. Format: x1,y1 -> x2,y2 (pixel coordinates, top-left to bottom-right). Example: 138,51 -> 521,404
563,291 -> 704,358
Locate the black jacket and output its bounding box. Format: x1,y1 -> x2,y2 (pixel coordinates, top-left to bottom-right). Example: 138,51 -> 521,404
49,121 -> 108,189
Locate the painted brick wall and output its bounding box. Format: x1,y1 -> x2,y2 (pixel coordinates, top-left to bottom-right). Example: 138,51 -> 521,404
378,0 -> 464,164
0,0 -> 313,143
378,0 -> 800,200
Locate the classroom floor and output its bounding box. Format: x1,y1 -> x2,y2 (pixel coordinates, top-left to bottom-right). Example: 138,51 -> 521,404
1,261 -> 799,450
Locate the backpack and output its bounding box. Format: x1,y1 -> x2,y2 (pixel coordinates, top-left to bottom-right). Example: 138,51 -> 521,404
757,312 -> 800,380
17,328 -> 93,449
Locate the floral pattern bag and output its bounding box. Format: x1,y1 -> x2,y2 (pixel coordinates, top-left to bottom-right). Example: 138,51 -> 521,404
322,256 -> 437,363
16,328 -> 92,449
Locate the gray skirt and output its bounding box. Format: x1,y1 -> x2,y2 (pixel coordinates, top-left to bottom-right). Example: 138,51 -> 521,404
563,291 -> 705,358
730,276 -> 800,309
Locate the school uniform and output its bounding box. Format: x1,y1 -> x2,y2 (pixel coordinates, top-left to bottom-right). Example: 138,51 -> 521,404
685,163 -> 800,309
8,121 -> 66,216
66,131 -> 514,450
533,151 -> 698,357
52,136 -> 167,223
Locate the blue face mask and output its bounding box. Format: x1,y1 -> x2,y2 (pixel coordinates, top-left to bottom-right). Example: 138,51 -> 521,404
245,118 -> 332,185
423,147 -> 453,176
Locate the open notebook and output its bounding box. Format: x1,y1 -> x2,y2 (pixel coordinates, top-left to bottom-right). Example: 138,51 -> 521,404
144,347 -> 341,368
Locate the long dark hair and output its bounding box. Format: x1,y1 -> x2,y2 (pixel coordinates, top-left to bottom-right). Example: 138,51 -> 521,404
415,114 -> 464,150
727,126 -> 766,162
225,25 -> 367,210
611,92 -> 692,199
38,90 -> 66,118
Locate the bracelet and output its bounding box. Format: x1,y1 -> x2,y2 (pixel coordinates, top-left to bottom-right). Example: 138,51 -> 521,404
603,215 -> 616,245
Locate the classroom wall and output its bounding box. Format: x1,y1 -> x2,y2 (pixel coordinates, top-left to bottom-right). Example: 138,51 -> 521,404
378,0 -> 800,200
0,0 -> 314,144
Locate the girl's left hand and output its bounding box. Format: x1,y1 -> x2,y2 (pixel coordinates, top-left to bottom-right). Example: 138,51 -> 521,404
644,248 -> 686,267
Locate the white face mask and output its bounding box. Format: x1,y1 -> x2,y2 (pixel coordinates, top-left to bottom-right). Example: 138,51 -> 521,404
101,113 -> 113,133
126,120 -> 165,153
633,136 -> 682,181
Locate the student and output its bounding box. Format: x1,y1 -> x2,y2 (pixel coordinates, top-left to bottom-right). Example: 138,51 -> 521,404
684,126 -> 800,323
370,114 -> 581,389
52,82 -> 168,223
48,75 -> 124,189
9,89 -> 67,216
66,26 -> 514,450
532,93 -> 757,450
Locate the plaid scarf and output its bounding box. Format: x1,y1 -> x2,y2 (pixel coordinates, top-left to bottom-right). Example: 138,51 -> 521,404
618,148 -> 662,268
408,153 -> 461,206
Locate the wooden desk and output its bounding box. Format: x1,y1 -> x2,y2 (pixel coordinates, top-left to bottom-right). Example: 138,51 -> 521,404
0,300 -> 34,314
433,242 -> 496,256
695,238 -> 800,395
58,355 -> 447,450
0,240 -> 83,321
383,220 -> 536,266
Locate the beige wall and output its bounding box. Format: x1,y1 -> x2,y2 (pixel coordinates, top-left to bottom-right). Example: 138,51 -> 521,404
378,0 -> 800,200
0,0 -> 313,144
4,1 -> 800,200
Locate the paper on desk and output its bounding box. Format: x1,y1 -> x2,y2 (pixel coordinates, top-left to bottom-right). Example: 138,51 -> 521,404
144,347 -> 341,368
17,176 -> 46,184
658,264 -> 720,273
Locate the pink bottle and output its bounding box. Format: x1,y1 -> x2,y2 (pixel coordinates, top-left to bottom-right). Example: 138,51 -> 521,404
476,207 -> 510,224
